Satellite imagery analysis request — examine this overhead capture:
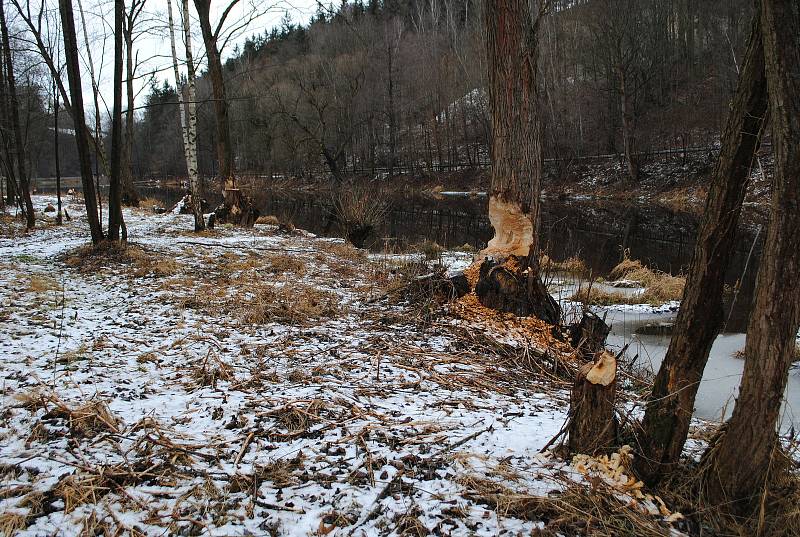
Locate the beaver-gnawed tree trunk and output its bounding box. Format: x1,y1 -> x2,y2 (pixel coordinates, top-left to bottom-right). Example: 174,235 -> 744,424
478,0 -> 560,325
701,0 -> 800,513
193,0 -> 255,226
634,9 -> 768,485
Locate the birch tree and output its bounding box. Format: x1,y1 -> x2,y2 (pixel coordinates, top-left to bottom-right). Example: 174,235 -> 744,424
167,0 -> 204,231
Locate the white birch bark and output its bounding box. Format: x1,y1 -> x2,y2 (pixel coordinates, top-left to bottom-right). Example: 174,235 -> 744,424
167,0 -> 204,231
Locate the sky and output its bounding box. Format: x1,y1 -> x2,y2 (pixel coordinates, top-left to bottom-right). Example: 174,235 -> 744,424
12,0 -> 319,118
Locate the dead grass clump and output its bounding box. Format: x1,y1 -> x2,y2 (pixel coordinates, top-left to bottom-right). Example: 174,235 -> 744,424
255,215 -> 280,226
458,474 -> 674,536
28,274 -> 59,293
264,254 -> 306,275
43,399 -> 122,439
189,354 -> 235,388
268,400 -> 324,435
608,250 -> 647,282
641,274 -> 685,303
319,240 -> 368,262
414,240 -> 444,260
240,284 -> 340,325
55,473 -> 112,513
136,197 -> 164,212
16,390 -> 121,438
0,511 -> 28,535
64,242 -> 178,278
541,254 -> 589,277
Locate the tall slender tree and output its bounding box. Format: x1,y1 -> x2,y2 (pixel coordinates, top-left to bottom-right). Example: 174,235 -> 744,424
702,0 -> 800,511
108,0 -> 125,241
60,0 -> 103,244
167,0 -> 205,231
193,0 -> 240,216
635,8 -> 768,484
0,0 -> 35,229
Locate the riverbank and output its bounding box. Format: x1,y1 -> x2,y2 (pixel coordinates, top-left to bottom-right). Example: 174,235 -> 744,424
0,195 -> 757,536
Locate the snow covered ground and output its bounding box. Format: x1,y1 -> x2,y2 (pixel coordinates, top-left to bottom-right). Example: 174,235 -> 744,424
1,196 -> 687,536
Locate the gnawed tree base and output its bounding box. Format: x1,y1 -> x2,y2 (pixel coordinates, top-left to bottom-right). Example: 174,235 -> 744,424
211,188 -> 259,228
569,310 -> 611,358
568,350 -> 618,455
475,256 -> 561,323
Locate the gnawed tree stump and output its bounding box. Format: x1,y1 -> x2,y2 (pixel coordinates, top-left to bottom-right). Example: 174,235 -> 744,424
475,256 -> 561,323
569,311 -> 611,359
568,350 -> 618,455
211,188 -> 259,228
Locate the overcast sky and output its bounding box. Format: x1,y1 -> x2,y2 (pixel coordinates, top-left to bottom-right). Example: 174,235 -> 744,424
13,0 -> 318,119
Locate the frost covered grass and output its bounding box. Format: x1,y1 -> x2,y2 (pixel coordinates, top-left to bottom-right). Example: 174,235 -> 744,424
0,196 -> 706,536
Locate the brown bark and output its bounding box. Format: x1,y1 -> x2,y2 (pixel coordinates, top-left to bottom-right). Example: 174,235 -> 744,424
0,0 -> 35,229
479,0 -> 559,323
634,10 -> 768,485
121,2 -> 141,207
193,0 -> 235,202
568,351 -> 618,455
107,0 -> 125,241
702,0 -> 800,511
59,0 -> 103,244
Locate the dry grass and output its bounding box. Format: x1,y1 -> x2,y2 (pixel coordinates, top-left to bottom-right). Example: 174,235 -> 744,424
541,254 -> 590,277
457,474 -> 673,537
16,390 -> 121,438
414,240 -> 444,260
573,252 -> 685,306
28,274 -> 59,293
64,242 -> 178,278
255,214 -> 280,225
239,283 -> 340,325
136,197 -> 165,212
0,511 -> 28,535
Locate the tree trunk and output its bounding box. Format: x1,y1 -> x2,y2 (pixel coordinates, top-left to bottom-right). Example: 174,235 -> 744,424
0,0 -> 35,229
107,0 -> 125,241
121,7 -> 140,207
568,351 -> 618,455
76,0 -> 106,225
168,0 -> 205,231
618,67 -> 639,182
635,11 -> 768,485
60,0 -> 103,244
54,80 -> 62,225
702,0 -> 800,512
193,0 -> 237,212
478,0 -> 560,323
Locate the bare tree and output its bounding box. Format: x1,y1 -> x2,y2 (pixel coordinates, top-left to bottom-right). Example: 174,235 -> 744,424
0,0 -> 35,229
121,0 -> 149,206
108,0 -> 125,241
59,0 -> 103,243
167,0 -> 204,231
634,8 -> 768,485
702,0 -> 800,512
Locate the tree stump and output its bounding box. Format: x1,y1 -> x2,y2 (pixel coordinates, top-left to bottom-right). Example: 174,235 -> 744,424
475,256 -> 561,323
213,188 -> 259,227
568,350 -> 618,455
569,311 -> 611,359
